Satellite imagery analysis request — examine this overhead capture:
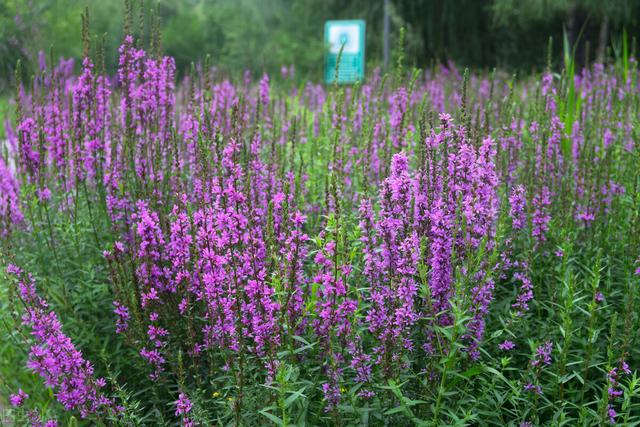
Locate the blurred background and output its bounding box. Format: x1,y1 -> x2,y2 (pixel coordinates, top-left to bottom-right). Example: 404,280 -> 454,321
0,0 -> 639,93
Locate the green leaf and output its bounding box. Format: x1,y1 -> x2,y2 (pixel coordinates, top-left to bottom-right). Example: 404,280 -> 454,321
258,410 -> 284,426
384,406 -> 407,416
284,386 -> 307,408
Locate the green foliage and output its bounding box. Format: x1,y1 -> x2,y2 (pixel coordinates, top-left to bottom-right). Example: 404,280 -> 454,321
1,2 -> 640,425
4,0 -> 640,93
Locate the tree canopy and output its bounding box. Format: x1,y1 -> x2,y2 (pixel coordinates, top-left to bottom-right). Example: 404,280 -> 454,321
1,0 -> 638,92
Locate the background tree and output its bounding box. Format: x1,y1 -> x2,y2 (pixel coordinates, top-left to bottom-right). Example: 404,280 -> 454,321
0,0 -> 639,93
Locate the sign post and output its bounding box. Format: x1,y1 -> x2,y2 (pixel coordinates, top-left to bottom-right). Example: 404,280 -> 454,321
324,20 -> 365,84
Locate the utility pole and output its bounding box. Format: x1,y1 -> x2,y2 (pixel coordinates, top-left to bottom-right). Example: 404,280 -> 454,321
383,0 -> 390,69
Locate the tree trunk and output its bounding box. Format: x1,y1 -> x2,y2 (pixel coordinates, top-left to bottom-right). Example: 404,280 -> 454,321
567,5 -> 576,50
596,15 -> 610,63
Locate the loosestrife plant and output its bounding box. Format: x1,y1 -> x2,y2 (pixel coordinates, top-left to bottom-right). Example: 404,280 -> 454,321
1,8 -> 639,427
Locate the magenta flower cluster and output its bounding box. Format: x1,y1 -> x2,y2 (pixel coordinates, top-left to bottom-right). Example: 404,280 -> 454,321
1,26 -> 637,425
6,265 -> 117,418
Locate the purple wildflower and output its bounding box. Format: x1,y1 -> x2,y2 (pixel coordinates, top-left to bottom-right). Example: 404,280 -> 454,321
508,185 -> 527,230
6,267 -> 115,418
113,301 -> 130,333
175,393 -> 192,416
531,186 -> 551,242
10,389 -> 29,407
512,267 -> 533,316
531,341 -> 553,367
523,383 -> 542,395
499,340 -> 515,351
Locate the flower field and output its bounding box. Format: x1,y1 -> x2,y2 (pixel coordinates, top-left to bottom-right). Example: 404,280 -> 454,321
1,19 -> 640,427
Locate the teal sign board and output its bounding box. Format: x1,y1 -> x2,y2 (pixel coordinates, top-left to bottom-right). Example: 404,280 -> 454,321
324,20 -> 365,84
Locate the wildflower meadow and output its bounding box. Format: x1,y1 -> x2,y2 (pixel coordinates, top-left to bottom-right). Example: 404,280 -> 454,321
1,7 -> 639,427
